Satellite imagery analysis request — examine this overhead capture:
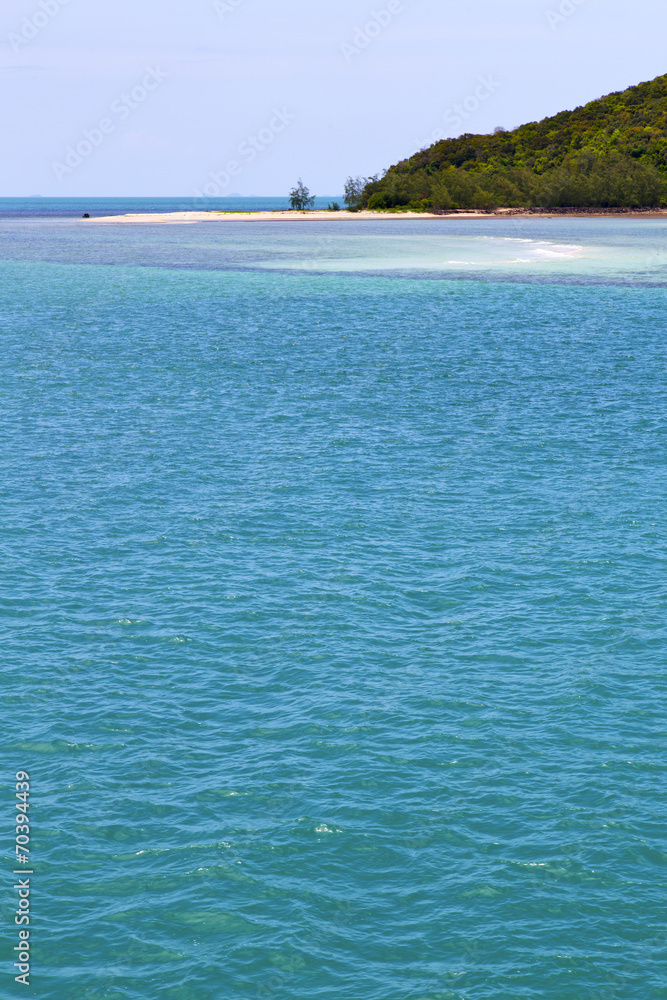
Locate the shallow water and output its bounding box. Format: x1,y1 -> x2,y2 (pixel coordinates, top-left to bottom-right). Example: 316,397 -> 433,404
1,219 -> 665,999
2,215 -> 667,285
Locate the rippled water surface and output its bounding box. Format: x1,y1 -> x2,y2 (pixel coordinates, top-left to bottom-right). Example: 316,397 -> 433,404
1,219 -> 665,1000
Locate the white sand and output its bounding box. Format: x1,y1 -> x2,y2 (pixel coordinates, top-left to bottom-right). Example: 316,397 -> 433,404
84,208 -> 667,225
86,210 -> 493,225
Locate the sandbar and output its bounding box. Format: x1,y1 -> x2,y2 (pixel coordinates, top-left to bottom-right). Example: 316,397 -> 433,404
86,210 -> 473,224
85,208 -> 667,224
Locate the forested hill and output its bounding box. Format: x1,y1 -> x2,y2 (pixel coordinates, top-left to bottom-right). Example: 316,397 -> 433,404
363,74 -> 667,210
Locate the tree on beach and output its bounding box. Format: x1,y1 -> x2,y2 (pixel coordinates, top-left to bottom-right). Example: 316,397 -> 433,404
289,179 -> 315,210
343,176 -> 367,210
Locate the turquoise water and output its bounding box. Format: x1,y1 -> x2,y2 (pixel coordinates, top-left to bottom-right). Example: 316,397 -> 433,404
0,197 -> 342,219
1,219 -> 665,1000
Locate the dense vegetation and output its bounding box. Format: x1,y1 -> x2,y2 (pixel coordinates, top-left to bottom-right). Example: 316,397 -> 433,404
363,74 -> 667,210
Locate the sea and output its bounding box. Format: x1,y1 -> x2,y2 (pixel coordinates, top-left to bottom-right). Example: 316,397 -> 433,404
0,197 -> 340,219
1,199 -> 665,1000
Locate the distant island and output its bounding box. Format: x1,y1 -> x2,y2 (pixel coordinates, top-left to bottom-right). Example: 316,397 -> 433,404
362,73 -> 667,211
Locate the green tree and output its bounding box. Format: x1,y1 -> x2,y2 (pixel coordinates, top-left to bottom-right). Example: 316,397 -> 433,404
344,176 -> 368,210
367,192 -> 389,210
289,179 -> 315,210
429,181 -> 452,210
360,72 -> 667,210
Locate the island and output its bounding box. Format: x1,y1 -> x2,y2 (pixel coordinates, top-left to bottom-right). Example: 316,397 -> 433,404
362,73 -> 667,211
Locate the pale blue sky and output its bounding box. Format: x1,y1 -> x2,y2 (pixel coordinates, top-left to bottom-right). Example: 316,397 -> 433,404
2,0 -> 666,196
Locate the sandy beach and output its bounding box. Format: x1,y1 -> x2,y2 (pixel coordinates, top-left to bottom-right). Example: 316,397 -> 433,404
86,208 -> 667,224
86,209 -> 471,224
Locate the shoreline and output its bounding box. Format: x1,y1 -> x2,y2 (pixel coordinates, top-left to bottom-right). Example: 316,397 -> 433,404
83,208 -> 667,224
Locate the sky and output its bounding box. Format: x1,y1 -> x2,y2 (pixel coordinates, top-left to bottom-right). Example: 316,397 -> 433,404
2,0 -> 666,197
